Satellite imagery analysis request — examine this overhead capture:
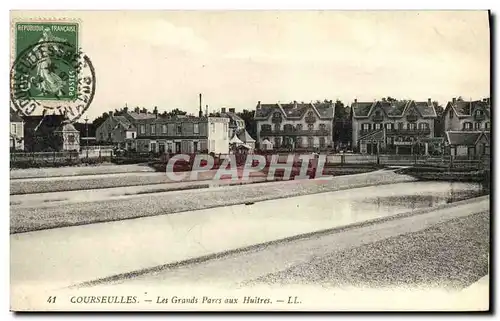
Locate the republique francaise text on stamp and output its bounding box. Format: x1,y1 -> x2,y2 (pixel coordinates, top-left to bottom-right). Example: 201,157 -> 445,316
10,21 -> 95,123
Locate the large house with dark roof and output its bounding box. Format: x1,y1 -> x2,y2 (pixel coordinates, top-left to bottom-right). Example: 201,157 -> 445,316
441,98 -> 491,159
351,99 -> 438,155
443,98 -> 491,132
95,109 -> 139,149
254,101 -> 335,151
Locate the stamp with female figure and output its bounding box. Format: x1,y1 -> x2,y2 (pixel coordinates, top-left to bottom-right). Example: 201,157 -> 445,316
10,20 -> 95,123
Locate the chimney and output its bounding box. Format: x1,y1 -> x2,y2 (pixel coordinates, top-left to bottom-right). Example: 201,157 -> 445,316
205,105 -> 208,117
123,106 -> 128,113
154,106 -> 158,118
257,101 -> 261,109
221,107 -> 226,113
293,100 -> 297,108
109,111 -> 113,117
228,108 -> 235,113
134,106 -> 140,113
452,97 -> 456,103
427,98 -> 432,105
354,99 -> 357,103
141,107 -> 147,114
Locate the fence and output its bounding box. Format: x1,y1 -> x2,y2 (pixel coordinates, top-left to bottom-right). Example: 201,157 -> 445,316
10,151 -> 113,168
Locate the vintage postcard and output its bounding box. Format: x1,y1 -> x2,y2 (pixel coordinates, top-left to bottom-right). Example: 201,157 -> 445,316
9,10 -> 490,312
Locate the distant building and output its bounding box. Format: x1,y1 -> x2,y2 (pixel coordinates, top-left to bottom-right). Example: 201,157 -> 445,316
134,115 -> 230,154
254,101 -> 335,151
10,109 -> 24,151
23,114 -> 79,152
95,111 -> 138,149
445,131 -> 490,159
351,99 -> 437,155
54,121 -> 80,151
443,98 -> 491,132
220,107 -> 246,138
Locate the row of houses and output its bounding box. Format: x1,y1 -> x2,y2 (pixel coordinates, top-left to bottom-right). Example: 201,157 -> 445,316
253,97 -> 491,157
10,96 -> 491,158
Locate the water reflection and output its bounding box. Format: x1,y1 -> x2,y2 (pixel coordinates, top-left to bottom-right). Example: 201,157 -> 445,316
355,182 -> 487,215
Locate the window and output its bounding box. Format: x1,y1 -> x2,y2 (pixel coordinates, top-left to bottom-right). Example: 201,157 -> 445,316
11,124 -> 16,134
68,134 -> 75,143
408,123 -> 416,130
151,124 -> 156,134
307,124 -> 314,131
319,124 -> 326,131
177,124 -> 182,135
475,110 -> 483,117
162,124 -> 167,134
211,123 -> 215,133
475,122 -> 482,130
194,123 -> 199,134
418,123 -> 429,130
274,137 -> 281,148
361,123 -> 371,131
485,122 -> 490,130
374,123 -> 381,130
261,124 -> 271,132
398,122 -> 404,130
307,137 -> 314,148
385,123 -> 393,130
273,112 -> 281,118
463,122 -> 473,130
449,109 -> 454,119
132,132 -> 135,139
296,124 -> 303,131
274,123 -> 280,131
319,137 -> 326,148
140,124 -> 145,134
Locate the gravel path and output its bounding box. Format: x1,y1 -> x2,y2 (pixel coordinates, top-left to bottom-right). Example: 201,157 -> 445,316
10,164 -> 156,180
253,211 -> 490,290
11,170 -> 416,234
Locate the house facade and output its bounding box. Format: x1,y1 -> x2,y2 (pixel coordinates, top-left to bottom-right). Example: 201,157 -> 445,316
10,109 -> 24,151
443,98 -> 491,132
95,112 -> 138,149
351,99 -> 438,155
134,116 -> 229,154
445,131 -> 490,159
254,101 -> 334,151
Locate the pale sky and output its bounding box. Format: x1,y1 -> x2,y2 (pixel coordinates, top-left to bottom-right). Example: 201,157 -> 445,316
12,10 -> 490,120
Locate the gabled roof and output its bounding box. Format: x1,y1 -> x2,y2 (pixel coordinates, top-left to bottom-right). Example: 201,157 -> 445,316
55,121 -> 79,133
254,101 -> 334,120
445,131 -> 490,146
10,109 -> 23,122
113,115 -> 136,130
237,129 -> 256,143
445,100 -> 491,118
352,100 -> 436,118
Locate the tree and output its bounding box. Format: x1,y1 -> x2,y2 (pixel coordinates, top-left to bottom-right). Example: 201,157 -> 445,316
236,109 -> 256,139
167,108 -> 187,117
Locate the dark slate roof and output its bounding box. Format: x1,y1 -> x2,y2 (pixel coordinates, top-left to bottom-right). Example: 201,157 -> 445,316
446,100 -> 491,118
254,102 -> 334,120
414,101 -> 438,117
351,102 -> 374,117
379,101 -> 408,117
446,131 -> 489,146
352,100 -> 436,118
10,109 -> 23,122
113,115 -> 135,130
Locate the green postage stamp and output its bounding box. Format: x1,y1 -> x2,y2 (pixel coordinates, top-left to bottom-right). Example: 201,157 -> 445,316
10,19 -> 95,122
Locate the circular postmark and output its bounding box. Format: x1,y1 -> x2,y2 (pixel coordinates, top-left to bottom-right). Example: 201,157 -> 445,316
10,40 -> 96,123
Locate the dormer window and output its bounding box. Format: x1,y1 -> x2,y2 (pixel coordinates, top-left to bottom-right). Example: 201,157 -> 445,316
449,109 -> 454,119
475,110 -> 483,117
